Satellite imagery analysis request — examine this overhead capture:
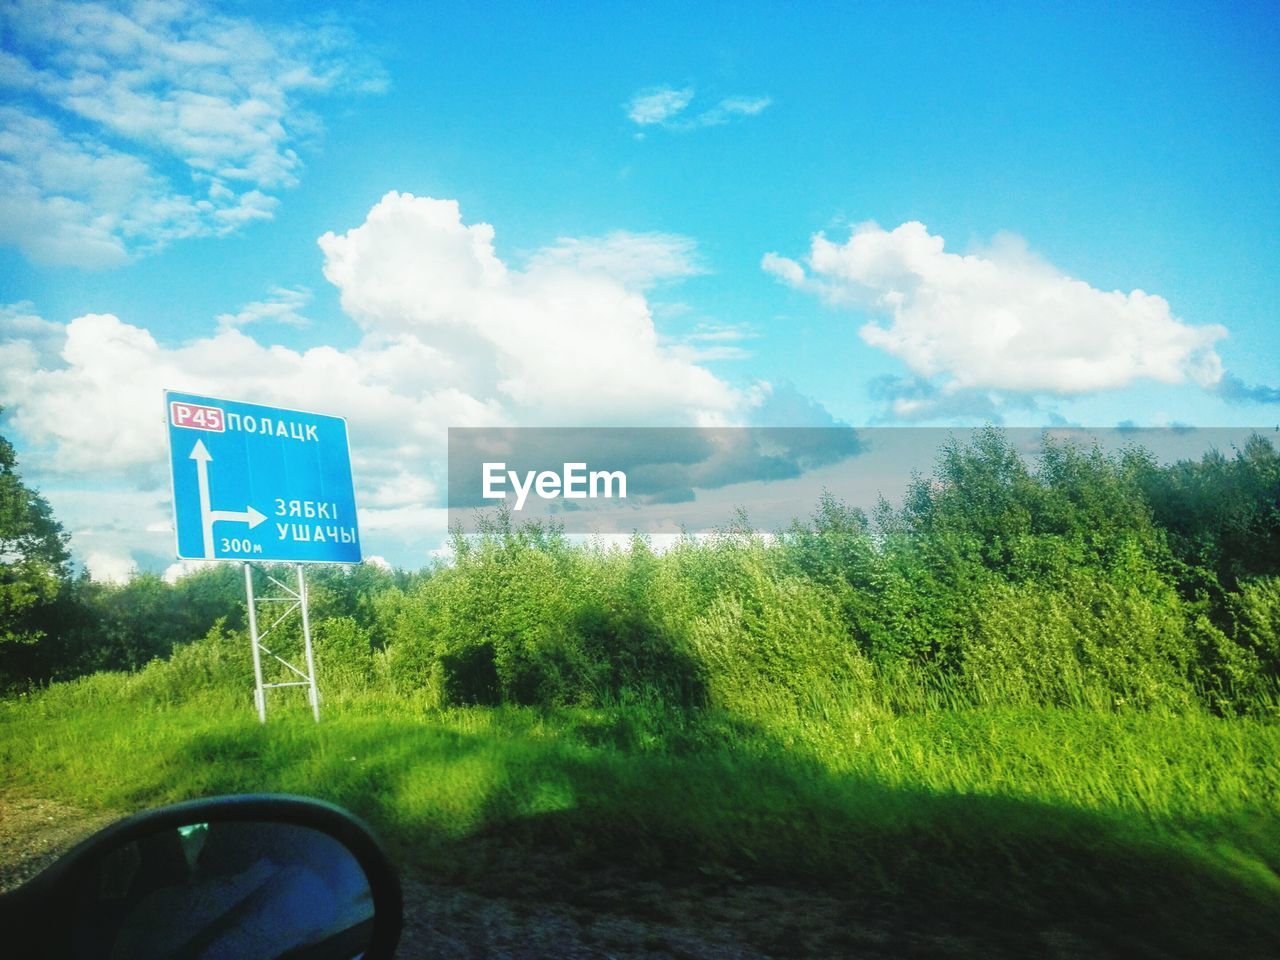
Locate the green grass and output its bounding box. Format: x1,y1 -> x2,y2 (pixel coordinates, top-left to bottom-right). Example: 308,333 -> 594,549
4,675 -> 1279,956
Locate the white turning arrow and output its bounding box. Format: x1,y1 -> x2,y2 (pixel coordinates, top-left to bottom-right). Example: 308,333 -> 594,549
189,439 -> 266,559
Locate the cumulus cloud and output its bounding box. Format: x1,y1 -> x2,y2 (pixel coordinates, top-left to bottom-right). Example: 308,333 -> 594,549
0,0 -> 382,266
1,310 -> 499,478
1,192 -> 762,573
625,85 -> 771,131
318,192 -> 741,424
764,222 -> 1227,398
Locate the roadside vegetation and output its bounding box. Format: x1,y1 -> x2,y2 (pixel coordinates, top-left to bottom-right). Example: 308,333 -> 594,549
3,426 -> 1279,955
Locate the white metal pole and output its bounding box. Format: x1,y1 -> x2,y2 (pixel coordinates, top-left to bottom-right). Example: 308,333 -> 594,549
298,563 -> 320,722
244,562 -> 267,723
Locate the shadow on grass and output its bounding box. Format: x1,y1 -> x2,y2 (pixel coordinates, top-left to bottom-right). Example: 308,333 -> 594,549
159,707 -> 1280,959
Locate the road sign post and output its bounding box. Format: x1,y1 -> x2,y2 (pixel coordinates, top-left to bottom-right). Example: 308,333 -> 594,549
298,564 -> 320,722
166,391 -> 360,722
244,562 -> 267,723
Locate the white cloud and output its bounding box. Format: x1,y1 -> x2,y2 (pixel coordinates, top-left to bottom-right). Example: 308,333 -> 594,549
215,287 -> 312,330
37,475 -> 174,581
318,191 -> 741,425
764,221 -> 1226,396
3,313 -> 174,471
1,309 -> 484,479
625,85 -> 771,131
359,505 -> 451,537
696,96 -> 772,126
627,86 -> 694,125
0,0 -> 382,267
1,301 -> 66,367
0,107 -> 208,268
665,323 -> 756,362
528,231 -> 705,289
162,562 -> 192,585
363,472 -> 438,509
1,193 -> 751,571
84,551 -> 135,583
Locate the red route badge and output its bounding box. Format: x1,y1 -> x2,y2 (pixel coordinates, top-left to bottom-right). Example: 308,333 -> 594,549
169,401 -> 225,432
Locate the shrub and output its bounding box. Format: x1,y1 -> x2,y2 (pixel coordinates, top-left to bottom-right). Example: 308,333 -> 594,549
677,544 -> 870,717
130,619 -> 247,705
315,616 -> 376,691
1199,576 -> 1280,712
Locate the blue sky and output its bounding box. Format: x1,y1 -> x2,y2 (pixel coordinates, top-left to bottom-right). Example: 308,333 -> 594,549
1,0 -> 1278,577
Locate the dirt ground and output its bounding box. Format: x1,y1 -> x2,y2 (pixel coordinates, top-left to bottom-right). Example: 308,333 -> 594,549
393,855 -> 1002,960
0,791 -> 1097,959
0,792 -> 119,893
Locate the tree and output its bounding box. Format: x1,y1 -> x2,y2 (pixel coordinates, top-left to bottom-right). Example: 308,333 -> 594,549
0,419 -> 70,656
1133,433 -> 1280,595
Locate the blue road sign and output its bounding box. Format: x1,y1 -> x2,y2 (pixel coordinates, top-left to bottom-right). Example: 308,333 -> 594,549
166,391 -> 361,563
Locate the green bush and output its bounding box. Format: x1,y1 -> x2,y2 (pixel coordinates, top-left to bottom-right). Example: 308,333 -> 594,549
1202,576 -> 1280,712
129,619 -> 247,706
675,543 -> 871,717
315,615 -> 376,690
384,538 -> 599,707
964,573 -> 1194,709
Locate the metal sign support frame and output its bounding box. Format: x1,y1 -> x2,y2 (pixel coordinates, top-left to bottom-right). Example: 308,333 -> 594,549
243,562 -> 321,723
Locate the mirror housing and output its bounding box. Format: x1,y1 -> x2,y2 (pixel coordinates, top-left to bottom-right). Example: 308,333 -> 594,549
2,794 -> 402,960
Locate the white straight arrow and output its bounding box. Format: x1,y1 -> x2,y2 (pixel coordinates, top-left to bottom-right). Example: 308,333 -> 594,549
189,439 -> 267,559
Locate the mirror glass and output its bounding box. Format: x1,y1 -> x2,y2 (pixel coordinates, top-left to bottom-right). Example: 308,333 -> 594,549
67,820 -> 375,960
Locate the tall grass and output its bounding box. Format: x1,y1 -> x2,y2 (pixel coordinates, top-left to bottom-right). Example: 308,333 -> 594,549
4,673 -> 1279,955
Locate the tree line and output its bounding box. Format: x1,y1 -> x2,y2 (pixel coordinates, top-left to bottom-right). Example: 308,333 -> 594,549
3,425 -> 1278,714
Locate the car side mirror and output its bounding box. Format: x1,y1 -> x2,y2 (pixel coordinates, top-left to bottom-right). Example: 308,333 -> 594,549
1,794 -> 402,960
